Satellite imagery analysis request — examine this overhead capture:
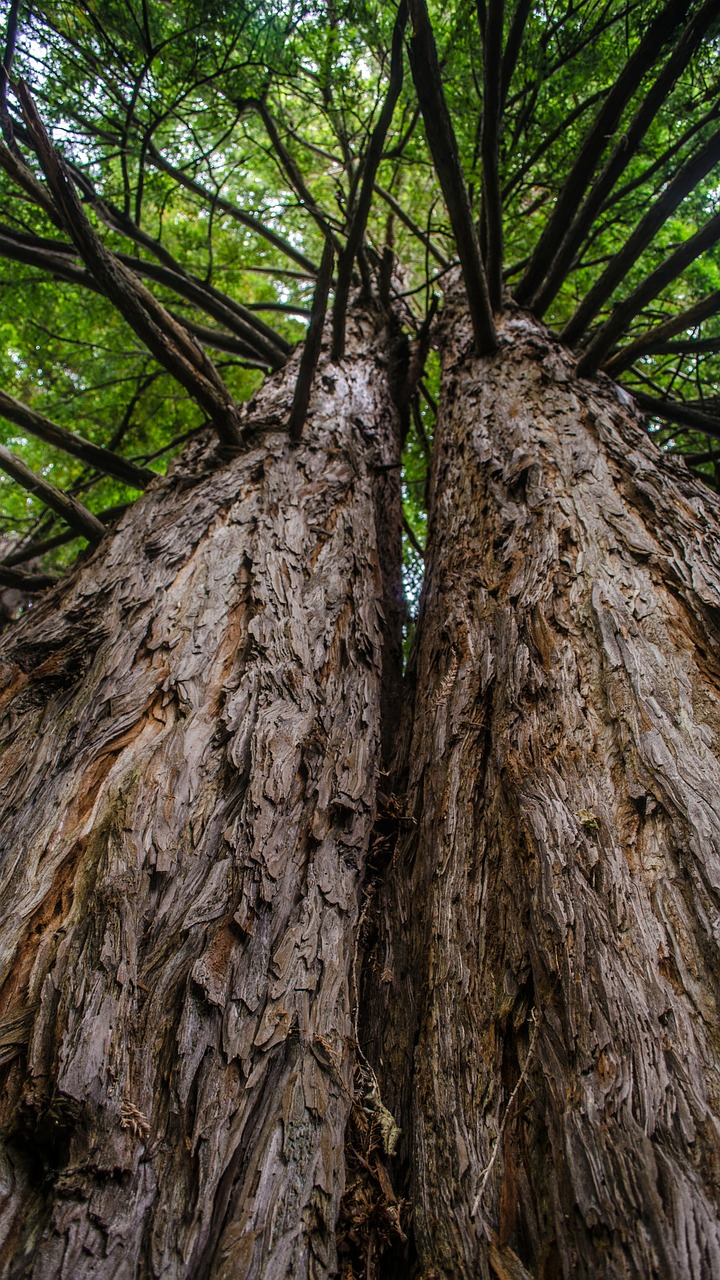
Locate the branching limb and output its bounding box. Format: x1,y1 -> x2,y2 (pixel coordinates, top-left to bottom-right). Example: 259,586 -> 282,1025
407,0 -> 497,353
403,514 -> 424,557
16,81 -> 245,447
529,0 -> 719,317
628,388 -> 720,442
563,122 -> 720,347
0,444 -> 106,543
0,0 -> 19,143
604,292 -> 720,374
515,0 -> 691,306
0,504 -> 130,568
500,0 -> 532,108
250,99 -> 341,251
576,209 -> 720,377
144,142 -> 319,276
480,0 -> 504,312
0,389 -> 155,489
0,217 -> 289,366
288,238 -> 335,442
0,564 -> 58,589
400,294 -> 439,408
332,2 -> 407,361
375,184 -> 450,266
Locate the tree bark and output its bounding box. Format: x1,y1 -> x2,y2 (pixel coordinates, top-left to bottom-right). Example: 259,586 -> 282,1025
363,296 -> 720,1278
0,306 -> 403,1279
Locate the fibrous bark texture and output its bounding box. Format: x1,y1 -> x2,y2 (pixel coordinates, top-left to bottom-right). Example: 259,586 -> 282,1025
0,307 -> 402,1279
364,300 -> 720,1278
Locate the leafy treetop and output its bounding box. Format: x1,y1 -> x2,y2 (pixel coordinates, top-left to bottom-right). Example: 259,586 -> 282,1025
0,0 -> 719,595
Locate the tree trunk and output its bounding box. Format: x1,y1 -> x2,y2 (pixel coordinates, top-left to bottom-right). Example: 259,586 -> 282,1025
0,307 -> 403,1280
363,298 -> 720,1279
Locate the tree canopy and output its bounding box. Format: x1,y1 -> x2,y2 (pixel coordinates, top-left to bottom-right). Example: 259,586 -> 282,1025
1,0 -> 720,597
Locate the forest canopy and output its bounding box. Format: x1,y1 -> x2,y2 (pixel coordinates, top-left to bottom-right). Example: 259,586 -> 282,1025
0,0 -> 719,605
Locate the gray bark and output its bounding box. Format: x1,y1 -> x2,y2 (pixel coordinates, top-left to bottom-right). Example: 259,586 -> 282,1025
363,298 -> 720,1278
0,307 -> 403,1280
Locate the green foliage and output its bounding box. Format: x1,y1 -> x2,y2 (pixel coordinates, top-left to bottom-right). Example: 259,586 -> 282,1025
1,0 -> 719,593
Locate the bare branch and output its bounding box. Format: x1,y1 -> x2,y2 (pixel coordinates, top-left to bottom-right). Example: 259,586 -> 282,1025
0,388 -> 155,489
500,0 -> 532,108
603,292 -> 720,374
0,444 -> 106,542
0,222 -> 287,367
0,0 -> 19,143
249,100 -> 341,251
145,141 -> 319,276
288,238 -> 334,442
1,504 -> 131,568
515,0 -> 692,306
576,209 -> 720,377
0,564 -> 58,589
628,387 -> 720,442
375,184 -> 450,266
480,0 -> 504,312
16,81 -> 245,447
403,514 -> 424,557
529,0 -> 720,316
332,2 -> 407,360
407,0 -> 497,353
563,121 -> 720,346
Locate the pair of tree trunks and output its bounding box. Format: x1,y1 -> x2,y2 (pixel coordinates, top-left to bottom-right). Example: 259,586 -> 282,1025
1,299 -> 720,1279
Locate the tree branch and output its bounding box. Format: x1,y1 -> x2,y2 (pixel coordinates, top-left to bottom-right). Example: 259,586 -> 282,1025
0,444 -> 106,542
403,514 -> 424,557
500,0 -> 532,109
250,100 -> 341,251
0,504 -> 130,568
480,0 -> 504,312
144,141 -> 319,276
563,121 -> 720,347
16,81 -> 245,447
407,0 -> 497,352
576,209 -> 720,377
0,0 -> 19,143
529,0 -> 719,316
375,184 -> 450,266
515,0 -> 692,306
603,292 -> 720,374
332,2 -> 407,360
0,388 -> 156,489
628,387 -> 720,442
0,564 -> 58,590
0,216 -> 289,366
288,238 -> 334,442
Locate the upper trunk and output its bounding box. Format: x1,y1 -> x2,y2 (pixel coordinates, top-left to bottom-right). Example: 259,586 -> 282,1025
0,306 -> 403,1280
363,298 -> 720,1279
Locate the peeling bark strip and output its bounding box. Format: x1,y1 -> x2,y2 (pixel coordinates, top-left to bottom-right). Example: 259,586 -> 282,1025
365,300 -> 720,1277
0,308 -> 402,1279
